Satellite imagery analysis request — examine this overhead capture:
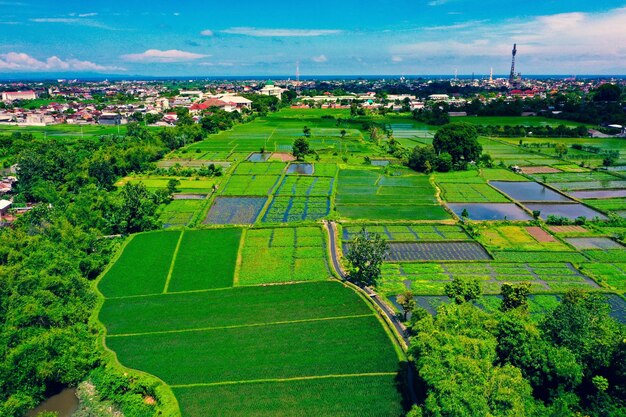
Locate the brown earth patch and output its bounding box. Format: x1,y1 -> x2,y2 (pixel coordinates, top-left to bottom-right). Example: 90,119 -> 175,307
526,226 -> 556,242
269,152 -> 296,162
548,225 -> 588,233
520,166 -> 562,174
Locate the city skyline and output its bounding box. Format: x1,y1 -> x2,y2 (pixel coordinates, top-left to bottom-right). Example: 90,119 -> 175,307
0,0 -> 625,76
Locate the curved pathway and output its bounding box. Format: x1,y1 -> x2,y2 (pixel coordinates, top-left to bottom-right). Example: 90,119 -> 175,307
324,221 -> 418,405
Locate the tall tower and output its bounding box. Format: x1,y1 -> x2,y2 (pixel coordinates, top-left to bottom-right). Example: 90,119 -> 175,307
509,44 -> 517,85
295,60 -> 300,94
489,67 -> 493,83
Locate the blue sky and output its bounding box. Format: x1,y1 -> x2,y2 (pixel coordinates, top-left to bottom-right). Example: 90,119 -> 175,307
0,0 -> 625,76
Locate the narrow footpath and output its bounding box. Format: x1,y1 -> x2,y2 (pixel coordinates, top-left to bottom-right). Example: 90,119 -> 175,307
324,221 -> 418,405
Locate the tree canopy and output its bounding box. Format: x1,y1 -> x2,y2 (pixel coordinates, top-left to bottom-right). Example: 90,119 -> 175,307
432,122 -> 482,166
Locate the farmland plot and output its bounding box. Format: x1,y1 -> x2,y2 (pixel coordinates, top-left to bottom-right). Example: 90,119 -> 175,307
220,175 -> 281,196
342,224 -> 469,242
262,196 -> 330,222
204,196 -> 267,224
238,227 -> 330,284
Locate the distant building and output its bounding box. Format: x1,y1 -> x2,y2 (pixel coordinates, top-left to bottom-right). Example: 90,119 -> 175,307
2,91 -> 36,102
428,94 -> 449,102
0,199 -> 11,215
98,113 -> 124,125
259,80 -> 283,100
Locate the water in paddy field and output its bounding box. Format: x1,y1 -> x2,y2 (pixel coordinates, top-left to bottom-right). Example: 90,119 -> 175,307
247,152 -> 272,162
370,160 -> 391,166
447,203 -> 533,220
27,388 -> 78,417
524,203 -> 607,220
490,181 -> 572,202
286,163 -> 313,175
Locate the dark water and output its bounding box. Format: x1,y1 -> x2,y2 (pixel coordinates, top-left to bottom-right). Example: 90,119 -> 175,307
27,388 -> 78,417
247,152 -> 272,162
448,203 -> 532,220
524,203 -> 607,220
286,163 -> 313,175
491,181 -> 572,202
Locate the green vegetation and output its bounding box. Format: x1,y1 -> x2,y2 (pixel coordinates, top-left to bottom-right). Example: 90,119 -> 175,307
168,229 -> 241,292
238,227 -> 330,284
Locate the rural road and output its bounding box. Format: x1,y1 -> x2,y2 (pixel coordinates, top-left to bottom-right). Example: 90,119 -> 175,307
324,221 -> 418,405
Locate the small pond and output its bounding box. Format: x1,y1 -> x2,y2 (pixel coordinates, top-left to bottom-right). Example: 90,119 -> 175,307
490,181 -> 572,202
286,163 -> 314,175
247,152 -> 272,162
27,388 -> 78,417
524,203 -> 607,220
568,189 -> 626,199
447,203 -> 532,221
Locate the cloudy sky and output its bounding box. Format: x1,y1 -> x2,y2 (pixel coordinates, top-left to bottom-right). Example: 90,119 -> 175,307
0,0 -> 625,76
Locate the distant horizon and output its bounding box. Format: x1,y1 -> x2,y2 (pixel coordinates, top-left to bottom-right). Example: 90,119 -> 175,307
2,73 -> 626,83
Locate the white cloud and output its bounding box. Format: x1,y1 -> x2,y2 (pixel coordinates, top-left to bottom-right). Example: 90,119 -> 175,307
121,49 -> 208,63
78,12 -> 98,17
391,56 -> 403,62
222,27 -> 341,37
0,52 -> 124,72
200,29 -> 214,37
390,7 -> 626,72
428,0 -> 449,5
312,54 -> 328,63
30,17 -> 113,30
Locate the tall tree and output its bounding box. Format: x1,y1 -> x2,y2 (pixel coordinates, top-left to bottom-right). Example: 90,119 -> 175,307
345,228 -> 388,287
432,123 -> 482,165
292,137 -> 310,161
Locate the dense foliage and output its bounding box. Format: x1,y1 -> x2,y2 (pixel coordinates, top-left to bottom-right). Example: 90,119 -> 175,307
408,289 -> 626,417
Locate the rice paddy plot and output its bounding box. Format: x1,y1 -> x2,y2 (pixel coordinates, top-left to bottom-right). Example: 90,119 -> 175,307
232,162 -> 286,175
262,196 -> 330,223
310,163 -> 338,177
519,166 -> 562,174
159,200 -> 203,228
524,203 -> 607,220
529,171 -> 619,183
342,224 -> 469,242
204,197 -> 267,224
220,175 -> 281,196
580,263 -> 626,292
480,168 -> 530,181
275,176 -> 334,197
174,374 -> 404,417
490,251 -> 589,263
379,261 -> 598,296
569,190 -> 626,199
98,231 -> 181,298
336,169 -> 448,220
447,203 -> 532,220
238,227 -> 330,284
583,198 -> 626,213
107,315 -> 398,386
550,181 -> 626,191
286,163 -> 313,175
167,229 -> 241,292
100,281 -> 373,335
565,237 -> 624,250
439,183 -> 510,203
490,181 -> 572,202
476,225 -> 570,251
247,152 -> 272,162
386,242 -> 491,261
583,250 -> 626,262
